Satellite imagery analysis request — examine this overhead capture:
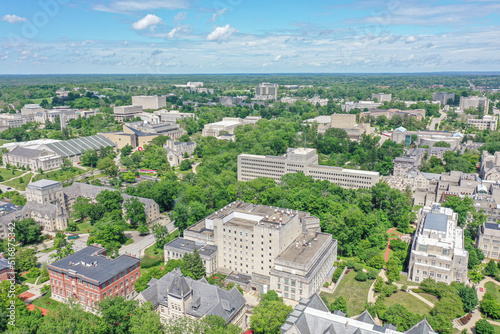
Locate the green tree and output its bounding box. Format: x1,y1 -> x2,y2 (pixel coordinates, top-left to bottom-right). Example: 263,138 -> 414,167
97,157 -> 119,177
485,260 -> 499,277
121,144 -> 133,157
87,218 -> 127,257
13,218 -> 41,245
457,285 -> 478,313
72,197 -> 93,222
183,248 -> 206,280
124,197 -> 147,228
129,302 -> 164,334
433,141 -> 451,148
179,159 -> 192,171
96,189 -> 124,212
202,315 -> 241,334
37,302 -> 106,334
99,296 -> 138,334
329,296 -> 348,314
81,149 -> 99,167
251,290 -> 293,334
476,319 -> 495,334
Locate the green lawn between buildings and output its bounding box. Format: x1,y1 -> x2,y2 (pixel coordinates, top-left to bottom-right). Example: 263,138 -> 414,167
3,173 -> 34,190
384,291 -> 432,315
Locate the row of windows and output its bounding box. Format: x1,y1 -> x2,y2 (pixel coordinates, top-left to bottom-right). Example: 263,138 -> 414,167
415,258 -> 451,268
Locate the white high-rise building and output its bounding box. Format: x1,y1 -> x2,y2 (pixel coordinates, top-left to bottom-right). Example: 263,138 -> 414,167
255,83 -> 279,100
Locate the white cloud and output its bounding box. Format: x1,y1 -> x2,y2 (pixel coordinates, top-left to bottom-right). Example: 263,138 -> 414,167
1,15 -> 27,24
405,36 -> 418,43
174,11 -> 187,23
167,24 -> 191,39
132,14 -> 162,31
209,8 -> 227,23
94,0 -> 190,13
207,24 -> 237,42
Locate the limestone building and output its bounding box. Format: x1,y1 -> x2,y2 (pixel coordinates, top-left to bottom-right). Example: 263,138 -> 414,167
408,204 -> 468,284
467,115 -> 498,131
166,201 -> 337,302
371,93 -> 392,103
2,146 -> 62,171
202,116 -> 261,137
477,222 -> 500,260
164,140 -> 197,167
459,96 -> 489,112
432,92 -> 455,105
136,268 -> 247,328
155,110 -> 195,123
113,105 -> 143,122
255,83 -> 279,100
132,96 -> 166,110
101,122 -> 186,149
238,148 -> 379,190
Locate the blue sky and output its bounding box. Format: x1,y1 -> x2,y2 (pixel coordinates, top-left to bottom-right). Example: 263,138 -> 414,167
0,0 -> 499,74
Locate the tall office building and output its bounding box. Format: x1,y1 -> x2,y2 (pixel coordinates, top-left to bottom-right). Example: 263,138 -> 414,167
432,92 -> 455,105
131,96 -> 167,110
459,96 -> 490,112
255,83 -> 279,100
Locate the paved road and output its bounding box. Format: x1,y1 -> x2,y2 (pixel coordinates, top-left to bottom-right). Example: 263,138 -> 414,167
427,113 -> 446,131
119,233 -> 156,258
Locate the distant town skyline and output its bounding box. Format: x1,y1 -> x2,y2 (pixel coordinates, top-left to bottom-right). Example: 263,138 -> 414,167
1,0 -> 499,74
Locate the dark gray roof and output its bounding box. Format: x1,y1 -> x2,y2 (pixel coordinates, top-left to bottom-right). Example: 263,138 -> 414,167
353,310 -> 376,325
405,320 -> 435,334
7,146 -> 45,158
165,238 -> 218,258
138,268 -> 246,324
423,213 -> 448,232
168,272 -> 191,298
48,246 -> 140,284
485,223 -> 500,230
44,135 -> 116,157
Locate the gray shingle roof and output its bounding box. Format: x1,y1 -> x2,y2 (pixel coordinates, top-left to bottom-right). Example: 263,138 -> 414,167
48,245 -> 140,284
44,135 -> 116,157
138,268 -> 246,324
7,146 -> 44,158
405,320 -> 435,334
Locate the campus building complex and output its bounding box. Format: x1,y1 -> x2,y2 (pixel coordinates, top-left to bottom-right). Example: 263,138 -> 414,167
408,204 -> 468,284
237,148 -> 379,190
477,222 -> 500,260
131,96 -> 166,110
48,246 -> 141,311
165,201 -> 337,302
255,83 -> 279,100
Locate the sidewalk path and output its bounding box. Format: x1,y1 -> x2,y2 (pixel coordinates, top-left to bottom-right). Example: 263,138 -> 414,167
384,228 -> 402,262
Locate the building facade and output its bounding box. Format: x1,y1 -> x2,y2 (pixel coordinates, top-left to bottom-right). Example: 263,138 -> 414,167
432,92 -> 455,105
48,246 -> 141,311
467,115 -> 498,131
169,201 -> 337,302
136,269 -> 247,328
255,83 -> 279,100
113,105 -> 143,122
408,204 -> 468,284
164,140 -> 197,167
237,148 -> 379,190
459,96 -> 490,112
371,93 -> 392,103
202,116 -> 261,137
477,222 -> 500,260
132,96 -> 167,110
2,146 -> 62,171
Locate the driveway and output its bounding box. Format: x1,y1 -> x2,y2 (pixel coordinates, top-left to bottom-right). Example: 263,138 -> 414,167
119,233 -> 156,258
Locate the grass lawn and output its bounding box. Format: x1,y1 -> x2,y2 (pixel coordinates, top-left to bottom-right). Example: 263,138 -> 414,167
0,139 -> 12,145
393,274 -> 411,285
415,292 -> 439,304
33,169 -> 84,183
29,97 -> 53,105
124,237 -> 134,246
76,222 -> 93,234
321,271 -> 374,316
4,173 -> 33,190
384,291 -> 432,315
32,291 -> 64,312
144,243 -> 163,258
492,324 -> 500,334
20,276 -> 38,284
0,168 -> 24,182
485,282 -> 500,302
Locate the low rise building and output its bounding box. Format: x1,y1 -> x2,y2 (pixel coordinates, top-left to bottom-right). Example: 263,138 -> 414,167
101,122 -> 186,149
202,116 -> 261,137
372,93 -> 392,103
164,140 -> 196,167
467,115 -> 498,131
0,113 -> 25,128
48,245 -> 141,311
2,146 -> 62,171
477,222 -> 500,260
21,104 -> 45,122
136,268 -> 247,328
169,201 -> 337,302
155,110 -> 195,123
408,204 -> 468,284
391,128 -> 463,149
360,108 -> 426,121
113,105 -> 143,122
132,96 -> 166,110
342,101 -> 382,113
164,238 -> 218,274
238,148 -> 379,190
280,294 -> 437,334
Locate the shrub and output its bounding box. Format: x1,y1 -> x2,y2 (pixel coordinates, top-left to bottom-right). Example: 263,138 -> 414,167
323,282 -> 330,288
26,267 -> 40,278
353,263 -> 364,272
367,268 -> 379,280
380,284 -> 398,297
332,266 -> 344,283
141,255 -> 162,269
476,319 -> 495,334
355,271 -> 368,281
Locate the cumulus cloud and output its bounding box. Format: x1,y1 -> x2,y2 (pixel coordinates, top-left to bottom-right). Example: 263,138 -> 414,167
1,15 -> 27,24
132,14 -> 162,31
167,24 -> 191,39
207,24 -> 237,42
174,11 -> 187,23
209,8 -> 227,23
405,36 -> 418,43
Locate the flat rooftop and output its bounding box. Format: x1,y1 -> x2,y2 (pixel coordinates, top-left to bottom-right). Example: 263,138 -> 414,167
27,179 -> 61,190
165,238 -> 217,257
276,232 -> 332,266
423,212 -> 448,232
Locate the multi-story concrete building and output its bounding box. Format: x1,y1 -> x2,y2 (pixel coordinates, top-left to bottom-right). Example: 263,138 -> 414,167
238,148 -> 379,190
155,110 -> 195,123
255,83 -> 279,100
164,238 -> 218,274
167,201 -> 337,302
467,115 -> 498,131
131,96 -> 167,110
21,104 -> 45,122
281,294 -> 437,334
342,101 -> 382,113
408,204 -> 468,284
136,268 -> 247,328
371,93 -> 392,103
460,96 -> 490,112
2,146 -> 62,171
113,105 -> 143,122
477,222 -> 500,260
101,122 -> 186,149
360,108 -> 426,121
0,113 -> 25,128
432,92 -> 455,105
202,116 -> 261,137
391,127 -> 464,149
48,245 -> 141,311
